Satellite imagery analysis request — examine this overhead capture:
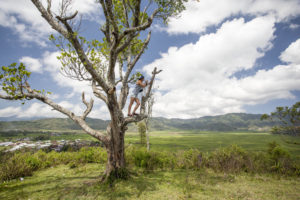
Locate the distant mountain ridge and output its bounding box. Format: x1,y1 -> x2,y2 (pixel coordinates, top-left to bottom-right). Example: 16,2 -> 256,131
0,113 -> 278,132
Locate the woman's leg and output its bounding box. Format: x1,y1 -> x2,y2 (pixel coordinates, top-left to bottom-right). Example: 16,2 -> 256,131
128,97 -> 135,116
132,98 -> 140,115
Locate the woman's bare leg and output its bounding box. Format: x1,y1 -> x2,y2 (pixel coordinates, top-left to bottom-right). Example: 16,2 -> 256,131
128,97 -> 135,116
132,98 -> 140,115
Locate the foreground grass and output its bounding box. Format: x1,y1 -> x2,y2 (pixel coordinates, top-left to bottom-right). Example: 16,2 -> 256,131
0,164 -> 299,200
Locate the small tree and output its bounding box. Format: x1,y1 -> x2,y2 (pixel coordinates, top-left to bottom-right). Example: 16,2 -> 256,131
0,0 -> 188,181
137,121 -> 146,146
145,89 -> 155,151
261,102 -> 300,136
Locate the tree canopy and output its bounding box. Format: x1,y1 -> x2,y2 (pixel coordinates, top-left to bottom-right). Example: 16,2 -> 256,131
261,101 -> 300,135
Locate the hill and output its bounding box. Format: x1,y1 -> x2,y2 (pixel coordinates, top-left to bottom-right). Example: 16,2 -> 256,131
0,113 -> 277,132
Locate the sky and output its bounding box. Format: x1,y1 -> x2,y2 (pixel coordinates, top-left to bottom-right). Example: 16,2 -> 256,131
0,0 -> 300,120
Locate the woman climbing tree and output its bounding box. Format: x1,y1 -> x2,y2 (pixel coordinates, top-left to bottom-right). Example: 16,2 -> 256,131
128,75 -> 148,116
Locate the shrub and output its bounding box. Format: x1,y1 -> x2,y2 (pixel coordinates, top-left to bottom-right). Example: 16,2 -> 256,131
207,145 -> 249,173
175,149 -> 204,169
267,141 -> 293,174
0,153 -> 35,181
126,146 -> 174,170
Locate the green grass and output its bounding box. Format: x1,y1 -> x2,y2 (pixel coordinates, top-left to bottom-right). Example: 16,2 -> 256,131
1,131 -> 300,199
126,131 -> 300,160
0,164 -> 299,200
2,130 -> 300,159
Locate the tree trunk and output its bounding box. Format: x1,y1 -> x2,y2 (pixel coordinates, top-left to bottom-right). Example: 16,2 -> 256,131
146,128 -> 150,152
102,127 -> 128,182
102,100 -> 129,182
105,136 -> 125,175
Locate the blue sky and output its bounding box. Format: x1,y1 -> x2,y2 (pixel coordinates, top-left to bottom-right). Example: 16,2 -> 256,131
0,0 -> 300,119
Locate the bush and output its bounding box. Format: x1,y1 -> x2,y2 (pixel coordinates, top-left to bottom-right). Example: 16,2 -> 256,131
267,141 -> 293,174
0,143 -> 298,182
175,149 -> 204,169
207,145 -> 250,173
0,153 -> 36,181
126,146 -> 174,170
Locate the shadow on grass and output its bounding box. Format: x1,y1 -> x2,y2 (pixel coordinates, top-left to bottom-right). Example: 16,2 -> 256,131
0,167 -> 241,200
0,170 -> 161,200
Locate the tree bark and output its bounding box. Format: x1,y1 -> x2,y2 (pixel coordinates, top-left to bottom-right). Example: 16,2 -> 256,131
104,129 -> 126,180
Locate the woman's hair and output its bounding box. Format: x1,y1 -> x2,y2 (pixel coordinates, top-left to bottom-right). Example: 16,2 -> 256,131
138,75 -> 144,80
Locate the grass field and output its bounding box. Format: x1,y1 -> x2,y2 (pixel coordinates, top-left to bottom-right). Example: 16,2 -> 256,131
125,131 -> 300,160
0,164 -> 299,200
2,130 -> 300,159
1,131 -> 300,199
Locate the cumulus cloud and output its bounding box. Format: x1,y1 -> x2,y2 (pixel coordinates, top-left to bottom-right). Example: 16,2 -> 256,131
280,38 -> 300,64
0,0 -> 101,46
19,56 -> 42,73
0,106 -> 22,117
167,0 -> 300,34
144,16 -> 300,118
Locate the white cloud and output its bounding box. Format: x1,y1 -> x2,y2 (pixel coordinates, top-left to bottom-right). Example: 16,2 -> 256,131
0,101 -> 110,119
280,38 -> 300,64
289,23 -> 300,29
19,56 -> 42,73
16,102 -> 64,118
167,0 -> 300,34
144,17 -> 300,118
0,0 -> 101,46
0,106 -> 22,117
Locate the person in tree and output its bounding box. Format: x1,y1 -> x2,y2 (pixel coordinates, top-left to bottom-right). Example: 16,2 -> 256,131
128,75 -> 148,116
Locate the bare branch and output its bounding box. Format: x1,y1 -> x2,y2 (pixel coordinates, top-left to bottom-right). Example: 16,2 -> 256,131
124,114 -> 147,126
0,84 -> 107,143
92,81 -> 108,103
59,10 -> 78,21
47,0 -> 52,16
81,92 -> 94,120
31,0 -> 69,38
140,67 -> 162,115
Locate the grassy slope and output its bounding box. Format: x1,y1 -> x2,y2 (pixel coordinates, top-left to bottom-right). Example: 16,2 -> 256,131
0,164 -> 299,200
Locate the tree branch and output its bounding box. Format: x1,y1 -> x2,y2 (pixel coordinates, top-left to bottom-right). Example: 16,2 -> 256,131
124,114 -> 147,126
122,0 -> 130,28
0,84 -> 107,143
81,92 -> 94,120
118,31 -> 151,110
99,0 -> 111,44
31,0 -> 69,38
140,67 -> 162,115
31,0 -> 110,93
92,81 -> 108,103
116,8 -> 158,55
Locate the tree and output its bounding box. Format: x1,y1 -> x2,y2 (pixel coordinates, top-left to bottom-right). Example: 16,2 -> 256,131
261,101 -> 300,136
137,121 -> 146,146
145,88 -> 155,151
0,0 -> 187,181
